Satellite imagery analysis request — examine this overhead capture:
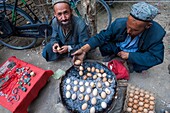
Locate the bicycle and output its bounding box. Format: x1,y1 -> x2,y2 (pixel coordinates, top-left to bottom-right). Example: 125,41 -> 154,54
0,0 -> 111,50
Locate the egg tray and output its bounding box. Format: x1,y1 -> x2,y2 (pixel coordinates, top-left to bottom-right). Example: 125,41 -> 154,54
60,60 -> 117,113
124,84 -> 156,113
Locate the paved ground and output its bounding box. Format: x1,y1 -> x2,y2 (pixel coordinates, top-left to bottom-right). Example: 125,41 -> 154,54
0,2 -> 170,113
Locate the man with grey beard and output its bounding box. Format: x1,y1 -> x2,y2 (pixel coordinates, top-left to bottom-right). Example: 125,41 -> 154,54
42,0 -> 90,61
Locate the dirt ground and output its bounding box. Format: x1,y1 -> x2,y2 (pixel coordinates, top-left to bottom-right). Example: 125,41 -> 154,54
0,1 -> 170,113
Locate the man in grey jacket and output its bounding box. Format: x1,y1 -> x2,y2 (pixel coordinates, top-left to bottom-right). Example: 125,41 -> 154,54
42,0 -> 90,61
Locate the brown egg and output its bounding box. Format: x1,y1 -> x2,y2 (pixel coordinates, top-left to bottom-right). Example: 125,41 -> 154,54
91,67 -> 95,72
133,99 -> 138,104
135,91 -> 140,95
100,69 -> 104,73
132,109 -> 137,113
144,99 -> 149,103
128,98 -> 133,102
129,93 -> 134,98
144,104 -> 149,108
134,95 -> 139,99
139,97 -> 144,101
138,107 -> 143,112
145,94 -> 150,99
150,101 -> 155,105
133,104 -> 138,109
74,60 -> 81,65
149,96 -> 155,101
140,92 -> 144,97
102,77 -> 107,82
87,72 -> 92,77
95,69 -> 100,73
128,102 -> 133,107
126,107 -> 132,112
149,105 -> 154,110
83,75 -> 87,80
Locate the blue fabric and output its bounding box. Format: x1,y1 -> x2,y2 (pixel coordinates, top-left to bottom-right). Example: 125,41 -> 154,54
116,34 -> 140,52
86,18 -> 166,71
42,15 -> 90,61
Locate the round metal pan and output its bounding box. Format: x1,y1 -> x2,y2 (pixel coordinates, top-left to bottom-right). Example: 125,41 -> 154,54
60,60 -> 117,113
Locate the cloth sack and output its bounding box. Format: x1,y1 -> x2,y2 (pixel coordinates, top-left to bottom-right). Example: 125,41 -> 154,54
108,59 -> 129,80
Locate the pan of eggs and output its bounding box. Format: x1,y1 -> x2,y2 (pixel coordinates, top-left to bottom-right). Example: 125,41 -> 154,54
60,60 -> 117,113
124,84 -> 156,113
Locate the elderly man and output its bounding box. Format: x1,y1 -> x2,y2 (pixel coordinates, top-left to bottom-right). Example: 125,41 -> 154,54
72,2 -> 166,73
42,0 -> 90,61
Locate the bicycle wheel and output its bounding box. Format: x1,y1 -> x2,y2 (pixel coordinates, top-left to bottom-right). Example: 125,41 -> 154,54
75,0 -> 112,33
0,4 -> 37,50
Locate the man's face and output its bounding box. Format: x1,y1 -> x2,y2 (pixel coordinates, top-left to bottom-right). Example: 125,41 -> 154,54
54,3 -> 72,25
126,15 -> 151,38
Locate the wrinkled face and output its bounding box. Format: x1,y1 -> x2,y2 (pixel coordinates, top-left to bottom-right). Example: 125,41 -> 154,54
126,15 -> 151,38
54,3 -> 72,25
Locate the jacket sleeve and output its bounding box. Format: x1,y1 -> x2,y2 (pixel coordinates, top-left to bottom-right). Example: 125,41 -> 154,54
128,28 -> 166,67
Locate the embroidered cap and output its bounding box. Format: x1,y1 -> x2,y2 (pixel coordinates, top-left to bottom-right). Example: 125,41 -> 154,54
130,2 -> 160,22
52,0 -> 69,6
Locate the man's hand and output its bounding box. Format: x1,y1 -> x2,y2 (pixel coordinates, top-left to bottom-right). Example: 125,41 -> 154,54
52,43 -> 60,53
58,45 -> 68,54
117,51 -> 129,60
71,49 -> 86,64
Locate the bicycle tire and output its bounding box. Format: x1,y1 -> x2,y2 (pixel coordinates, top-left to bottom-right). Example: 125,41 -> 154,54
76,0 -> 112,33
0,4 -> 37,50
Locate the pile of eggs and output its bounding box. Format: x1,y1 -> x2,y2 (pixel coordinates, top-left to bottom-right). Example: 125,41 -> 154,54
125,84 -> 155,113
61,61 -> 117,113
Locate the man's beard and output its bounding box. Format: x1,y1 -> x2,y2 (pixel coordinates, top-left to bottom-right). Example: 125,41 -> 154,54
58,19 -> 72,29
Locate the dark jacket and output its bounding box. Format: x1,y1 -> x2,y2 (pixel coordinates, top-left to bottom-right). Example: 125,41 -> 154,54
87,18 -> 166,67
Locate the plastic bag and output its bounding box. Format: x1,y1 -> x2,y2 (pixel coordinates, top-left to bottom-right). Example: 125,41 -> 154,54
108,59 -> 129,80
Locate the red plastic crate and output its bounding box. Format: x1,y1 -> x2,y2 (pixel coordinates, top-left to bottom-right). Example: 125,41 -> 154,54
0,56 -> 54,113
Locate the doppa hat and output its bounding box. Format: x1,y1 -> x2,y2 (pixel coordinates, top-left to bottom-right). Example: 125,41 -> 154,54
52,0 -> 70,6
130,2 -> 160,22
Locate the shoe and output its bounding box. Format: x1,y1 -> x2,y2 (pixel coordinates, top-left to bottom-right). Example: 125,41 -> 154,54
102,54 -> 116,62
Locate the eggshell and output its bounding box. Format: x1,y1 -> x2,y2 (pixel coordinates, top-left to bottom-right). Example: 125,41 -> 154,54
78,94 -> 84,100
91,97 -> 97,105
105,81 -> 110,87
79,81 -> 84,85
140,92 -> 144,97
91,67 -> 95,72
97,73 -> 102,77
129,89 -> 135,93
83,75 -> 87,80
102,77 -> 107,82
85,82 -> 89,86
105,88 -> 111,95
93,88 -> 98,96
74,80 -> 78,85
74,60 -> 81,65
140,89 -> 145,93
87,67 -> 91,71
144,99 -> 149,103
82,103 -> 88,110
128,102 -> 133,107
134,91 -> 139,95
149,96 -> 155,101
144,104 -> 149,108
90,107 -> 95,113
71,93 -> 77,100
102,73 -> 107,77
149,105 -> 154,110
101,92 -> 106,99
100,69 -> 104,73
66,79 -> 71,84
90,82 -> 95,88
97,82 -> 102,88
143,108 -> 148,113
128,98 -> 133,102
79,66 -> 84,71
101,102 -> 107,109
133,104 -> 138,109
73,86 -> 78,92
127,107 -> 132,112
148,111 -> 154,113
138,107 -> 143,111
84,95 -> 90,101
150,101 -> 155,105
95,69 -> 100,73
86,87 -> 92,94
135,87 -> 140,91
139,102 -> 144,106
66,91 -> 71,98
80,86 -> 85,93
79,71 -> 83,76
132,109 -> 137,113
130,85 -> 135,90
93,74 -> 97,80
139,97 -> 144,101
66,85 -> 71,90
134,95 -> 139,99
87,72 -> 92,77
145,94 -> 150,99
133,99 -> 138,104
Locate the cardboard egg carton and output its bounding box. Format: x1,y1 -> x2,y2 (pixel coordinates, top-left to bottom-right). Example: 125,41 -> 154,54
124,84 -> 156,113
